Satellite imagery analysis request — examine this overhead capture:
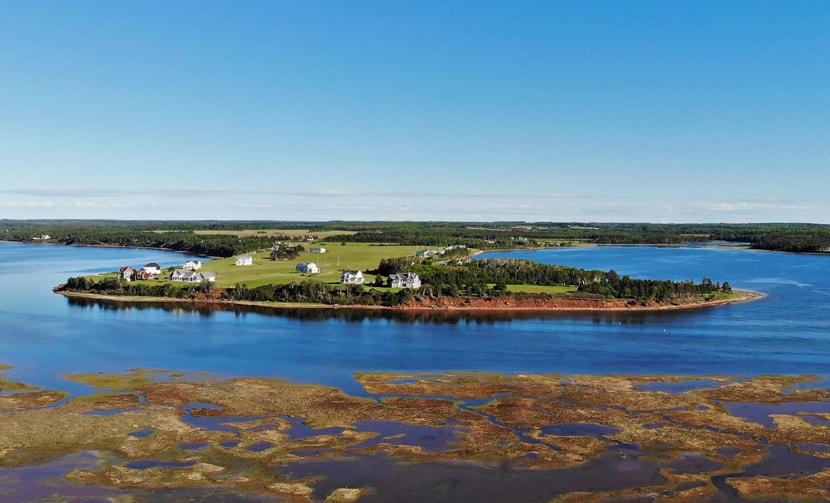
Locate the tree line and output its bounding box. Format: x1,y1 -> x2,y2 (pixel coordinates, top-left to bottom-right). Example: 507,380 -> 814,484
4,227 -> 306,257
404,258 -> 729,302
59,277 -> 419,307
7,220 -> 830,254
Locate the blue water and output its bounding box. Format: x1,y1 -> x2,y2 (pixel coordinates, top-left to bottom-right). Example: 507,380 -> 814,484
2,241 -> 829,396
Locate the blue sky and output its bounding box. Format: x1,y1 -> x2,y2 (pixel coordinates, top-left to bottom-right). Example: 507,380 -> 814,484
1,1 -> 828,222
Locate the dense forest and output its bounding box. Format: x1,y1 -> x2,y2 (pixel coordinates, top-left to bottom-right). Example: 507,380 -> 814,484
4,220 -> 830,255
399,258 -> 729,302
325,222 -> 830,253
1,225 -> 298,257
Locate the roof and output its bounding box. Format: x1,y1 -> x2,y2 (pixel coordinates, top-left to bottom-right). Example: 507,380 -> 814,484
390,272 -> 418,278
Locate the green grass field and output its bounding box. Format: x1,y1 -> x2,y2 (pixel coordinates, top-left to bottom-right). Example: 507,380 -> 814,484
80,242 -> 588,295
504,284 -> 578,294
188,243 -> 424,288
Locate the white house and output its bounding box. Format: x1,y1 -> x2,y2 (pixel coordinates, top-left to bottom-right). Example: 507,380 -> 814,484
183,260 -> 202,270
119,266 -> 136,281
340,270 -> 364,285
143,263 -> 162,275
170,269 -> 198,282
388,272 -> 421,289
235,255 -> 253,266
197,271 -> 216,282
310,247 -> 327,253
171,269 -> 216,283
296,262 -> 320,274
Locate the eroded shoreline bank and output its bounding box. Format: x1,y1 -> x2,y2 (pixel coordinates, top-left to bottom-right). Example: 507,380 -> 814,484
54,288 -> 763,313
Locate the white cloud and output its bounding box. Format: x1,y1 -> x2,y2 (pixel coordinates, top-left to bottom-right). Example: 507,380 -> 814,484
0,187 -> 597,201
0,200 -> 55,208
1,188 -> 828,223
706,201 -> 810,212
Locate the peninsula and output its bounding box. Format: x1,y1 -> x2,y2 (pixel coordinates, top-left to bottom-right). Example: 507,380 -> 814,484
48,224 -> 757,312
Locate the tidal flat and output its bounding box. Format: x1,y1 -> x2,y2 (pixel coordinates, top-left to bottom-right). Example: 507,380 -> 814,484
4,367 -> 830,501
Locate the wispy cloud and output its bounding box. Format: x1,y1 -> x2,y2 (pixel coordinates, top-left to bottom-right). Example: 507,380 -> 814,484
2,189 -> 828,223
706,201 -> 810,212
0,200 -> 55,208
0,188 -> 598,201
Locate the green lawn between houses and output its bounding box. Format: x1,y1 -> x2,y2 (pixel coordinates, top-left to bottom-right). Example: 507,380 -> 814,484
198,243 -> 423,288
85,241 -> 582,295
100,242 -> 422,289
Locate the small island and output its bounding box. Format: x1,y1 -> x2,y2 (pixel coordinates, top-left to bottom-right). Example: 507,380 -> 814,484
52,228 -> 757,312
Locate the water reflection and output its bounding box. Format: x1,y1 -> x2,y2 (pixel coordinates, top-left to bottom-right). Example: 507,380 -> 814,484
10,241 -> 830,390
66,296 -> 690,325
283,451 -> 667,503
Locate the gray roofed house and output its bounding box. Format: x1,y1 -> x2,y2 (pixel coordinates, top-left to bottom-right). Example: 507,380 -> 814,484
171,269 -> 216,283
388,272 -> 421,288
197,271 -> 216,282
170,268 -> 198,282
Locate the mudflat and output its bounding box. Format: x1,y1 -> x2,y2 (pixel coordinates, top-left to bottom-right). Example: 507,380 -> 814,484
2,367 -> 830,501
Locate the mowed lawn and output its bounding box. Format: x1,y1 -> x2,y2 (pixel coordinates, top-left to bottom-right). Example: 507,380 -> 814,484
200,243 -> 423,288
504,284 -> 578,294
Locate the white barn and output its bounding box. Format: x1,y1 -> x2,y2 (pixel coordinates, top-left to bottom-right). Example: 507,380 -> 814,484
235,255 -> 253,266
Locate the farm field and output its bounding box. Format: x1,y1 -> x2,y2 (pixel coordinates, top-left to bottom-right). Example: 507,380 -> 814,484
190,229 -> 356,239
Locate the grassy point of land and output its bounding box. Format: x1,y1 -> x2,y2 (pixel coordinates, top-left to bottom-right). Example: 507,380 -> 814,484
76,242 -> 427,290
61,239 -> 754,311
198,242 -> 423,288
0,364 -> 42,393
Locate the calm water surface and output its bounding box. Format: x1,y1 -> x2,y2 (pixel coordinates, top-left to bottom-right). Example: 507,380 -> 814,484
2,241 -> 829,395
